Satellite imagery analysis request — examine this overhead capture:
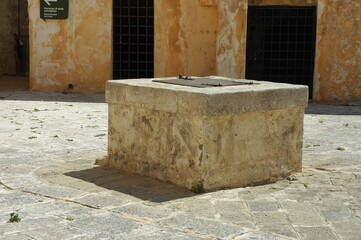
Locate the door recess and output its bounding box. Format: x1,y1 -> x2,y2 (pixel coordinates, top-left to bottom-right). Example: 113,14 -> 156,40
246,6 -> 316,97
113,0 -> 154,79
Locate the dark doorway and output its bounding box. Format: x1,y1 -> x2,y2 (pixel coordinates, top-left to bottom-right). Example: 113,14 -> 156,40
0,0 -> 29,91
113,0 -> 154,79
246,6 -> 316,97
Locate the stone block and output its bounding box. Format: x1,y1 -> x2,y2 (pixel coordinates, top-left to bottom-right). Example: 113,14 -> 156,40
105,76 -> 308,190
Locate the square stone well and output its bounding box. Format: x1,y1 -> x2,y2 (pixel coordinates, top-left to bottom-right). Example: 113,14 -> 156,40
104,76 -> 308,191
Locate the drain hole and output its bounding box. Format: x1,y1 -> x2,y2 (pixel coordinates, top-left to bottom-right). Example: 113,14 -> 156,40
68,84 -> 74,89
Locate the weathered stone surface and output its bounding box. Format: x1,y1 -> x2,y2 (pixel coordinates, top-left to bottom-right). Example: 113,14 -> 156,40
281,202 -> 326,226
295,226 -> 339,240
105,77 -> 308,190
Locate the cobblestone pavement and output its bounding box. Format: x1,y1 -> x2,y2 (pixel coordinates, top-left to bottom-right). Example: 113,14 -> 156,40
0,91 -> 360,240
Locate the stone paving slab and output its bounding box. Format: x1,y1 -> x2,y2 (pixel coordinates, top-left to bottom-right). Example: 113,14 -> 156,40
0,91 -> 361,239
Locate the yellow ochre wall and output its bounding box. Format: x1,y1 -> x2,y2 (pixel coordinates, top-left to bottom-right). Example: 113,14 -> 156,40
28,0 -> 112,92
28,0 -> 360,102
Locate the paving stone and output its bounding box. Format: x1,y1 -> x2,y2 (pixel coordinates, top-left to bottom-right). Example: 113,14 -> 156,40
225,231 -> 290,240
253,212 -> 289,226
281,202 -> 326,226
121,225 -> 211,240
214,200 -> 254,225
0,216 -> 62,235
331,220 -> 361,240
295,226 -> 340,240
69,212 -> 141,236
114,203 -> 176,220
315,204 -> 358,222
248,201 -> 280,212
159,214 -> 248,239
167,198 -> 216,219
0,233 -> 34,240
258,224 -> 299,239
0,191 -> 44,208
72,192 -> 131,209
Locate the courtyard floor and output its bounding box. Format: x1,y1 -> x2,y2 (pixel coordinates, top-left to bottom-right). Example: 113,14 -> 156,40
0,91 -> 360,240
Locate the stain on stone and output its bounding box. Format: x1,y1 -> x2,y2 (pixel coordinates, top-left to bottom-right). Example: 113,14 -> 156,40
141,116 -> 153,132
199,151 -> 203,166
189,159 -> 195,168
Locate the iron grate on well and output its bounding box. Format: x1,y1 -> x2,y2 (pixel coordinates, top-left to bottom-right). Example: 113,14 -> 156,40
246,6 -> 316,96
113,0 -> 154,79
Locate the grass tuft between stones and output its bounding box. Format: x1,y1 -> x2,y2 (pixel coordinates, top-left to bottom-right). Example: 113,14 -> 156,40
94,133 -> 106,137
9,212 -> 21,223
191,180 -> 205,194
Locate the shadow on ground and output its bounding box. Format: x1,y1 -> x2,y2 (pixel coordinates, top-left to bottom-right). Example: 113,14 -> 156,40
63,164 -> 195,202
0,91 -> 105,103
306,103 -> 361,115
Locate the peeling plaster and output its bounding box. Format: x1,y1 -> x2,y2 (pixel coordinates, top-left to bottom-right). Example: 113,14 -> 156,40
216,0 -> 247,78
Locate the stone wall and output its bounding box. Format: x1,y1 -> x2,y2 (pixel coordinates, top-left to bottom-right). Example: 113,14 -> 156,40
0,1 -> 18,75
28,0 -> 112,92
26,0 -> 360,102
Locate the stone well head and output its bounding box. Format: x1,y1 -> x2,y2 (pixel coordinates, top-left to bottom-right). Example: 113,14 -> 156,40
105,76 -> 308,191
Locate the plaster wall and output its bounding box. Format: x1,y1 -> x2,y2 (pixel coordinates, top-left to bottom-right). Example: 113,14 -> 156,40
154,0 -> 248,79
313,0 -> 361,103
28,0 -> 112,92
154,0 -> 218,77
0,1 -> 18,75
26,0 -> 360,102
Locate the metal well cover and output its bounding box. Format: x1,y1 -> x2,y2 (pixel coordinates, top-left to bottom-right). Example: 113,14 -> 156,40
153,77 -> 258,88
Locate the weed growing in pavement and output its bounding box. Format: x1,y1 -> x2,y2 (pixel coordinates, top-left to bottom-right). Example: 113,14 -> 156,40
28,136 -> 37,139
33,108 -> 40,112
336,147 -> 345,151
9,212 -> 21,222
305,145 -> 311,148
303,183 -> 309,188
52,135 -> 59,138
66,217 -> 74,221
95,134 -> 106,137
313,144 -> 321,147
86,125 -> 98,128
191,180 -> 205,194
319,120 -> 324,123
66,139 -> 73,142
